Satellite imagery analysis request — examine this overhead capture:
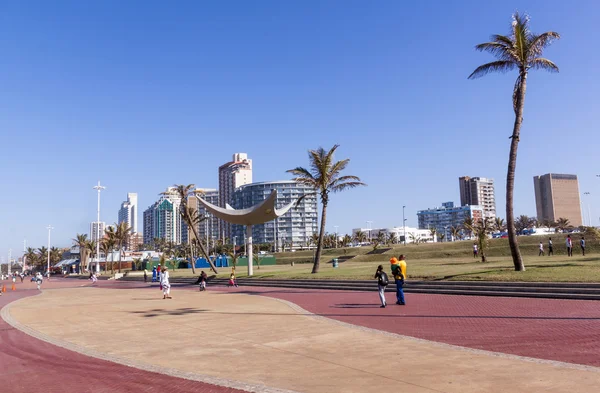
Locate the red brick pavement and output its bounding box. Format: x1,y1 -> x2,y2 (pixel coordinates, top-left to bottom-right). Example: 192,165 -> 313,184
216,286 -> 600,367
3,277 -> 600,392
0,280 -> 248,393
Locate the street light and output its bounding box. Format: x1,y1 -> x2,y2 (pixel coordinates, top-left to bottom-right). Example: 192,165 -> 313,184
93,181 -> 106,273
402,206 -> 407,245
583,192 -> 592,227
334,225 -> 339,248
366,221 -> 373,242
46,225 -> 54,276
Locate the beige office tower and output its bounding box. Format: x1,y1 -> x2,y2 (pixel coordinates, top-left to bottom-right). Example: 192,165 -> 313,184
459,176 -> 496,219
533,173 -> 582,226
218,153 -> 253,240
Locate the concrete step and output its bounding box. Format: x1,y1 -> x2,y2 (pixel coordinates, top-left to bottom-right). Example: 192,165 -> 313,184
118,276 -> 600,300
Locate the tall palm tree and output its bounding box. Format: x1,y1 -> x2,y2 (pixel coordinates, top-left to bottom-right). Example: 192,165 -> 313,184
450,226 -> 461,241
85,240 -> 97,271
37,247 -> 48,271
167,185 -> 215,274
475,218 -> 494,262
287,145 -> 365,273
556,217 -> 571,233
429,228 -> 437,241
469,13 -> 560,271
353,230 -> 367,244
494,218 -> 506,233
463,217 -> 475,239
115,221 -> 132,273
100,238 -> 116,273
73,234 -> 89,272
24,247 -> 38,271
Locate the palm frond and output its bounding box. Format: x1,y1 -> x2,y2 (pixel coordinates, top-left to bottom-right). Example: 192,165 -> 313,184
328,159 -> 350,179
490,34 -> 514,48
286,167 -> 315,180
468,60 -> 516,79
528,32 -> 560,57
529,57 -> 559,72
329,175 -> 362,189
475,42 -> 519,62
330,181 -> 366,193
511,12 -> 530,62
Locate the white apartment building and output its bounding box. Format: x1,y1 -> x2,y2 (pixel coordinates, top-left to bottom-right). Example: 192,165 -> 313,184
118,192 -> 138,234
352,226 -> 434,244
142,187 -> 183,245
218,153 -> 253,239
459,176 -> 496,219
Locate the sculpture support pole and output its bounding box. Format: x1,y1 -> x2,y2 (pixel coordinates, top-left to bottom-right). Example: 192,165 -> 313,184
247,225 -> 253,277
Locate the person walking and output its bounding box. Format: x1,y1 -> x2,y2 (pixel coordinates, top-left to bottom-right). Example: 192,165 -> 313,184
580,236 -> 586,256
152,266 -> 157,282
391,255 -> 407,305
566,235 -> 573,257
143,269 -> 148,283
35,272 -> 43,290
548,237 -> 554,256
374,265 -> 389,308
161,266 -> 172,299
157,264 -> 162,283
473,243 -> 478,258
538,242 -> 544,256
228,272 -> 238,287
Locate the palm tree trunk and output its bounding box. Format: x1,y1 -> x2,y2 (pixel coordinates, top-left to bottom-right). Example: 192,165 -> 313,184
313,200 -> 328,274
186,213 -> 215,274
118,243 -> 122,273
506,72 -> 527,272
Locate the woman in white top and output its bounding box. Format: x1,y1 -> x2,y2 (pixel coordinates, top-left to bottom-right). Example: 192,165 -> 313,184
161,267 -> 172,299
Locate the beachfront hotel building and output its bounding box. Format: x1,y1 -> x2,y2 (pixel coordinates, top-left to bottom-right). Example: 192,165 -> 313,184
218,153 -> 253,240
459,176 -> 496,219
142,187 -> 183,245
417,202 -> 483,239
533,173 -> 582,227
230,180 -> 318,251
118,193 -> 138,234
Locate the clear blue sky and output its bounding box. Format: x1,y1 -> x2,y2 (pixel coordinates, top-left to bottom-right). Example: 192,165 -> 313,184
1,0 -> 599,258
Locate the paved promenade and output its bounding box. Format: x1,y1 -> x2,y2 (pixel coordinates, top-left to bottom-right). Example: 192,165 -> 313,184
1,279 -> 599,393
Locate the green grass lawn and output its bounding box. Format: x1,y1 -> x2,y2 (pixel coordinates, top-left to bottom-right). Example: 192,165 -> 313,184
163,234 -> 599,282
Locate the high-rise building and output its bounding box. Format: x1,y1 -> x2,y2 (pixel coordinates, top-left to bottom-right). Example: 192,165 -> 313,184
218,153 -> 253,239
118,193 -> 138,234
459,176 -> 496,219
231,180 -> 318,251
417,202 -> 483,238
533,173 -> 582,226
184,188 -> 220,245
90,221 -> 106,243
142,187 -> 183,245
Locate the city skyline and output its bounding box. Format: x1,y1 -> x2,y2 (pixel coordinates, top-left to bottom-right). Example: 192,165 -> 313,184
1,1 -> 600,257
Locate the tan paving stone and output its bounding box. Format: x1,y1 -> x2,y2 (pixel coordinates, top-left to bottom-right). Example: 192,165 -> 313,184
6,287 -> 600,393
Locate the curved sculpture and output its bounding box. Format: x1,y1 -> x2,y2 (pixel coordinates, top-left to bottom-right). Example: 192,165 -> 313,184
196,190 -> 298,225
195,190 -> 302,276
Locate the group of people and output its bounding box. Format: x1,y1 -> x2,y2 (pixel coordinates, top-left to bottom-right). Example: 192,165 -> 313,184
1,272 -> 25,283
538,235 -> 586,257
374,255 -> 407,308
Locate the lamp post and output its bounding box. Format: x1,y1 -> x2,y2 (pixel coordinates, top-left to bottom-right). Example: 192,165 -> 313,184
93,181 -> 106,273
334,225 -> 339,248
46,225 -> 53,276
583,192 -> 592,227
402,205 -> 406,245
8,249 -> 11,276
366,221 -> 373,242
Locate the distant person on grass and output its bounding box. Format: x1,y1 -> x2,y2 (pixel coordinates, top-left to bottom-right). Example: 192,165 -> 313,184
374,265 -> 389,308
548,237 -> 554,256
580,236 -> 586,256
473,243 -> 478,258
538,242 -> 544,256
390,255 -> 407,305
566,235 -> 573,257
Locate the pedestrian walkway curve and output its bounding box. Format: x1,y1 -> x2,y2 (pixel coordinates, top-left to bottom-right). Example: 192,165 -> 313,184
4,287 -> 600,393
